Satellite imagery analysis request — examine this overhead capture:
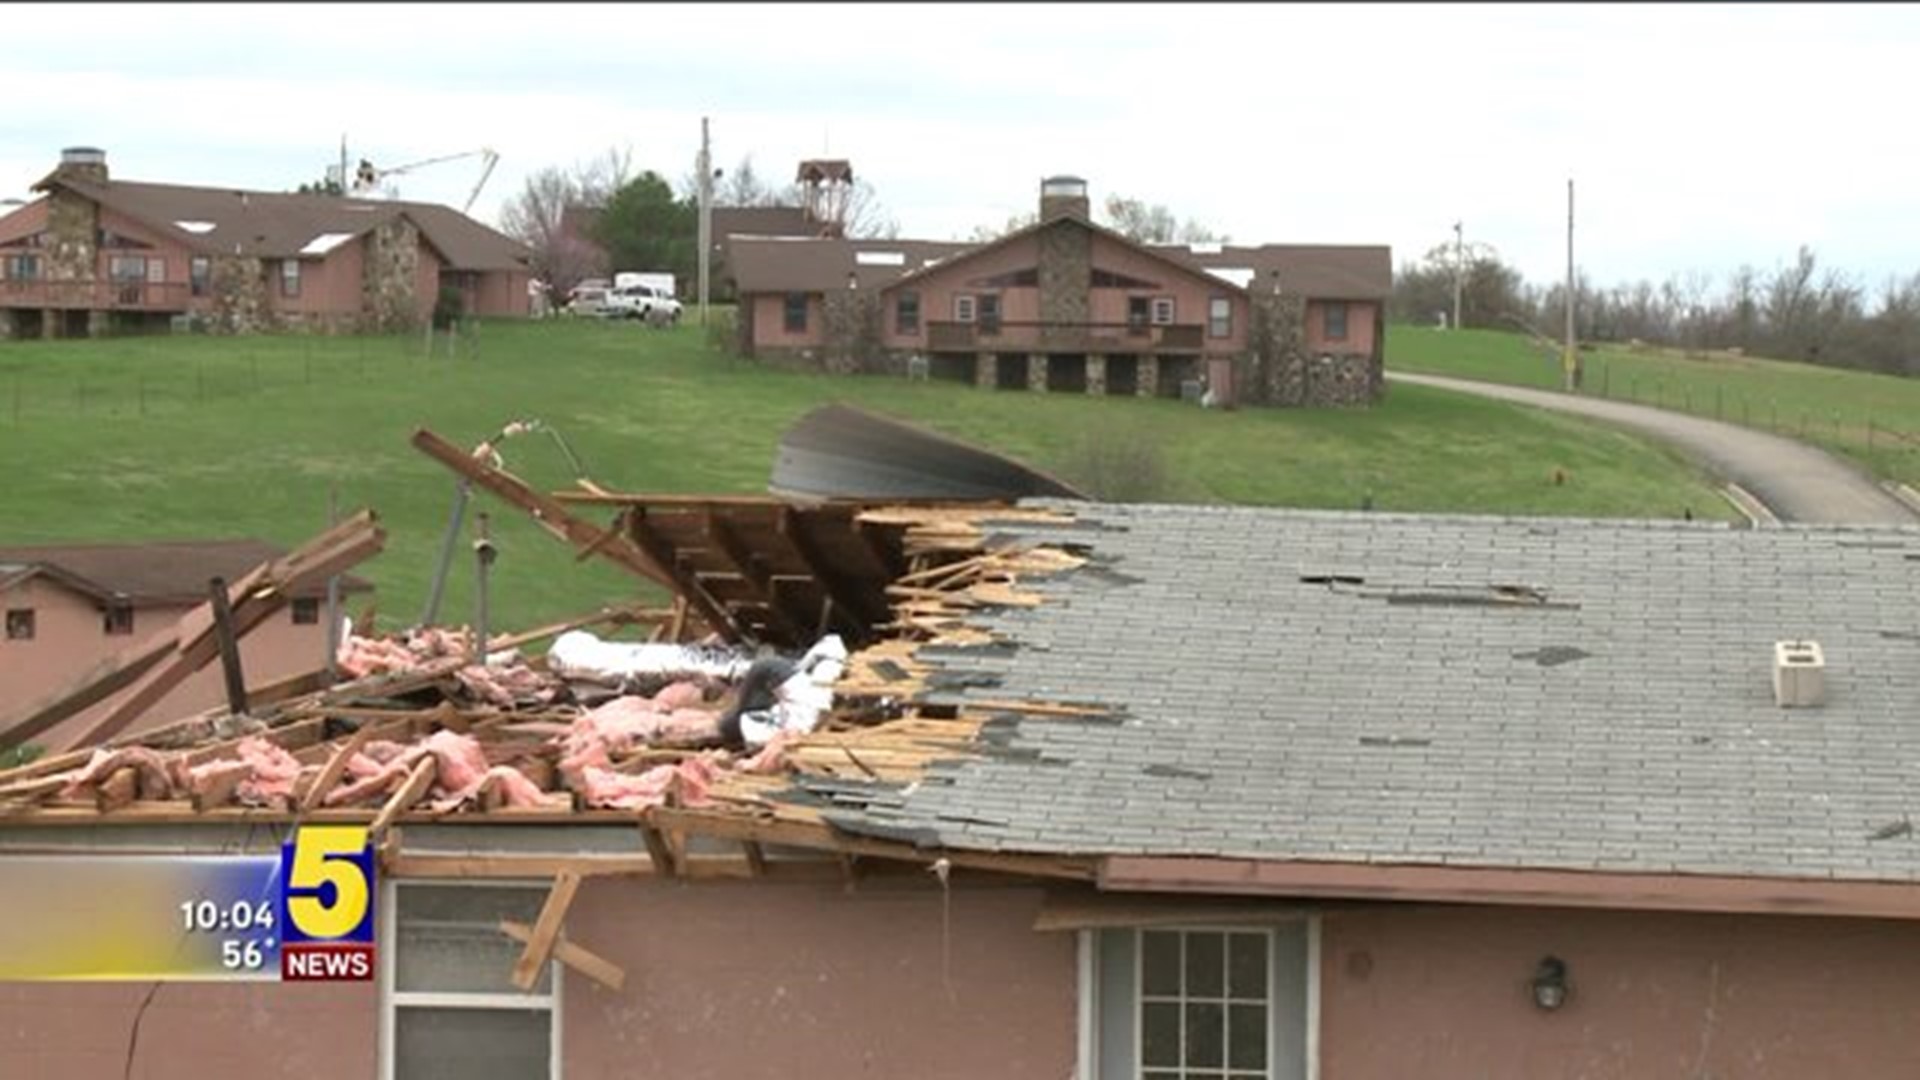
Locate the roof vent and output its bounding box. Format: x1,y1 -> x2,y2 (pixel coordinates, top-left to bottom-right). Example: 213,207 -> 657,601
1772,640 -> 1825,707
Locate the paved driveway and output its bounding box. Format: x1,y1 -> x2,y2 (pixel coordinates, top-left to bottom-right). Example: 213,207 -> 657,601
1389,372 -> 1919,525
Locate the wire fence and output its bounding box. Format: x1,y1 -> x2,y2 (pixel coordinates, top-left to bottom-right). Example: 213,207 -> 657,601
1,320 -> 489,424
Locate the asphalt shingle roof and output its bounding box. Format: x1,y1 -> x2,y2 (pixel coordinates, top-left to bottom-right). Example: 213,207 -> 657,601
810,503 -> 1920,886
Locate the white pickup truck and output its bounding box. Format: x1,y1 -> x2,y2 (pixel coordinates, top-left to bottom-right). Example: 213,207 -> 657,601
603,282 -> 683,325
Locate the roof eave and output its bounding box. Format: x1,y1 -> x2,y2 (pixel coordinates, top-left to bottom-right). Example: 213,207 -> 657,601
1099,854 -> 1920,921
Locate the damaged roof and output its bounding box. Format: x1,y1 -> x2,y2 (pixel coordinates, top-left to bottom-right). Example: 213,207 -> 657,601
805,503 -> 1920,887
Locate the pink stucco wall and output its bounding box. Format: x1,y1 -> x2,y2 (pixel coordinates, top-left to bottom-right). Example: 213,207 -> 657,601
564,874 -> 1076,1080
1304,299 -> 1377,354
1320,904 -> 1920,1079
751,292 -> 822,350
0,575 -> 343,750
1085,233 -> 1248,353
0,980 -> 375,1080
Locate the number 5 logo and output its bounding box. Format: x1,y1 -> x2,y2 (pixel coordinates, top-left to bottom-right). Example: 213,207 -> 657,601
281,825 -> 375,944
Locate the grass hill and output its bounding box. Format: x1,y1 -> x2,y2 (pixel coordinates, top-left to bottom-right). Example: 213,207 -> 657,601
1388,325 -> 1920,486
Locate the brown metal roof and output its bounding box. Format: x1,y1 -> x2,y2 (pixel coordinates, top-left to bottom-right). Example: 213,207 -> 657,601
36,176 -> 530,270
727,236 -> 973,293
1155,243 -> 1394,300
728,218 -> 1390,301
0,539 -> 373,607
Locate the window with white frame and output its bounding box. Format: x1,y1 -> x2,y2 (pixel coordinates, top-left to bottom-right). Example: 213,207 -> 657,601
1151,297 -> 1176,326
1086,924 -> 1310,1080
281,258 -> 301,299
954,294 -> 977,323
1208,297 -> 1233,339
382,881 -> 560,1080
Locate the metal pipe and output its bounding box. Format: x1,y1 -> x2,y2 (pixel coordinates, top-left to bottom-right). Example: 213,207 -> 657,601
419,480 -> 472,628
324,483 -> 342,683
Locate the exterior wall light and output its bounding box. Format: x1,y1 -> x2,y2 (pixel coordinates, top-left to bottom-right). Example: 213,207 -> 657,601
1531,956 -> 1571,1011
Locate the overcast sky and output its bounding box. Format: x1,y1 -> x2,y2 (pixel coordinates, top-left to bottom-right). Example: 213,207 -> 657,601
5,3 -> 1918,293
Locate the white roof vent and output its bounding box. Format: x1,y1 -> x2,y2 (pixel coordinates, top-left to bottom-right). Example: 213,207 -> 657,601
1772,640 -> 1826,707
1205,267 -> 1255,288
1189,242 -> 1224,255
174,221 -> 216,234
854,250 -> 906,266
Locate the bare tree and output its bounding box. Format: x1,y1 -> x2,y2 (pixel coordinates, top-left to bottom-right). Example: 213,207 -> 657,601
966,211 -> 1039,243
840,178 -> 898,240
498,147 -> 636,293
1101,194 -> 1224,244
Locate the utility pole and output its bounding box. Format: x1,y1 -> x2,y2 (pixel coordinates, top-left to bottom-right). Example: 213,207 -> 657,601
1452,220 -> 1464,332
1564,179 -> 1578,391
338,135 -> 348,197
697,116 -> 712,328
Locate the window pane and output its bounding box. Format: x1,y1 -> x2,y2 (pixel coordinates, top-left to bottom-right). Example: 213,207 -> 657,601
1142,930 -> 1181,996
1229,1003 -> 1268,1069
394,1007 -> 549,1080
1141,1001 -> 1181,1067
396,885 -> 548,994
1229,933 -> 1268,999
1186,1002 -> 1224,1067
1186,931 -> 1225,997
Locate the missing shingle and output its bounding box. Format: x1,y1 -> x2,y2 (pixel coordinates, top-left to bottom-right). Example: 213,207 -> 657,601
870,659 -> 912,683
1868,817 -> 1913,842
1070,563 -> 1147,588
1142,763 -> 1213,781
1512,645 -> 1593,667
1383,584 -> 1576,610
1358,735 -> 1433,748
924,670 -> 1002,692
1879,630 -> 1920,642
1300,573 -> 1367,586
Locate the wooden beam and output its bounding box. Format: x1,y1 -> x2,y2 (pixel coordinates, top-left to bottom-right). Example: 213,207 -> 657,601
298,721 -> 385,812
704,512 -> 808,644
777,506 -> 885,630
512,870 -> 583,991
206,576 -> 249,718
741,840 -> 768,878
410,427 -> 673,590
649,807 -> 1099,881
637,823 -> 678,877
370,757 -> 437,837
187,762 -> 252,811
624,508 -> 740,642
499,919 -> 626,992
393,853 -> 658,879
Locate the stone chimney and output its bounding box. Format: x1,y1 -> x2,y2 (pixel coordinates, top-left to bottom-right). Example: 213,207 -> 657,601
1039,175 -> 1090,222
54,146 -> 108,185
1036,176 -> 1092,345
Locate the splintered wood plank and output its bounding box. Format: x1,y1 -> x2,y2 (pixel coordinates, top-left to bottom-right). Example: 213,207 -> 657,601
511,870 -> 583,992
370,757 -> 437,836
298,721 -> 384,812
499,919 -> 626,992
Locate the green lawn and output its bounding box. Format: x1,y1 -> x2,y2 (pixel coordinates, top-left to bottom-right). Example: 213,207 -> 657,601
0,317 -> 1734,632
1387,325 -> 1920,486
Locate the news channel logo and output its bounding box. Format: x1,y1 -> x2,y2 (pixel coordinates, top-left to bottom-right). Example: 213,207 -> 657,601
279,824 -> 376,981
